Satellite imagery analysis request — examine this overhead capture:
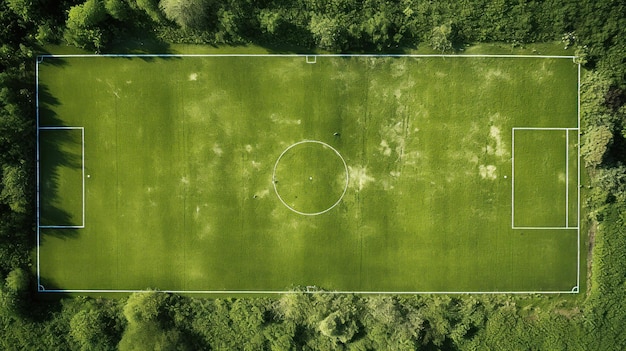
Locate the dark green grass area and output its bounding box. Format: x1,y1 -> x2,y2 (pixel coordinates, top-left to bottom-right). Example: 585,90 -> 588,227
39,129 -> 83,226
37,56 -> 579,292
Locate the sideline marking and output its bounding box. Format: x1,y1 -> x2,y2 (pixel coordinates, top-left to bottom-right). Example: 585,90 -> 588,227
577,62 -> 581,290
37,54 -> 578,59
36,55 -> 581,294
38,288 -> 581,294
272,140 -> 349,216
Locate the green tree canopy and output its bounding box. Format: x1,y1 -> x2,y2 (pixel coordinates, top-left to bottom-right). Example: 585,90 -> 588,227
159,0 -> 212,29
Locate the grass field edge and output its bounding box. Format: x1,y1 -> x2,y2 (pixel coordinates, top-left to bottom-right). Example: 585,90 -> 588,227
34,56 -> 582,294
577,62 -> 582,290
37,289 -> 581,294
36,54 -> 87,287
35,58 -> 40,289
36,54 -> 578,59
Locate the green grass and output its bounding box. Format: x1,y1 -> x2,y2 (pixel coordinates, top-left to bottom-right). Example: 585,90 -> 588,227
513,129 -> 567,227
39,128 -> 83,226
37,55 -> 579,292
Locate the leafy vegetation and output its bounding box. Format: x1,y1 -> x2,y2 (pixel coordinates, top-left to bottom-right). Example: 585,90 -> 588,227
0,0 -> 625,349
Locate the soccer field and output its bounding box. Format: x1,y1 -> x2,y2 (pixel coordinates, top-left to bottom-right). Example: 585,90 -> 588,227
36,54 -> 581,293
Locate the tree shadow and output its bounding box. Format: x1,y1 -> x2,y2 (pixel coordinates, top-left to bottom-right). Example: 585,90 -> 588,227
36,55 -> 70,68
37,83 -> 62,125
37,81 -> 82,232
107,26 -> 174,55
38,129 -> 82,228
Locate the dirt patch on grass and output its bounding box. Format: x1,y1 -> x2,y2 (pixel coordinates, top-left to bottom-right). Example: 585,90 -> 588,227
348,165 -> 375,191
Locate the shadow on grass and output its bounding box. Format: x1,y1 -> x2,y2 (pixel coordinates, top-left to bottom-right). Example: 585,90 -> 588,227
39,129 -> 82,229
37,82 -> 82,234
37,55 -> 70,68
108,25 -> 174,55
37,84 -> 62,124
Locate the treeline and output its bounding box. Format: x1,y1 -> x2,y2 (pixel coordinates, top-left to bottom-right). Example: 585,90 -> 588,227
0,290 -> 589,350
0,0 -> 36,324
8,0 -> 607,53
1,0 -> 626,349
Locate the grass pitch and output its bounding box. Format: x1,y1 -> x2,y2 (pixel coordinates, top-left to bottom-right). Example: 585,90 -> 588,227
37,55 -> 580,293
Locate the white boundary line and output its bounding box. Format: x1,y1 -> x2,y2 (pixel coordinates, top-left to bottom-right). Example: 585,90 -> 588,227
36,54 -> 580,294
36,58 -> 40,289
512,127 -> 579,130
577,63 -> 581,289
513,227 -> 578,230
38,289 -> 580,294
37,54 -> 577,59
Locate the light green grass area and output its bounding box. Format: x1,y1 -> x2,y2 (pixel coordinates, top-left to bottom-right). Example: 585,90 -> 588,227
37,55 -> 579,292
513,129 -> 568,227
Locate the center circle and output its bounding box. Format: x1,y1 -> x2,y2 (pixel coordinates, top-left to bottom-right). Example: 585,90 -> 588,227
273,140 -> 349,216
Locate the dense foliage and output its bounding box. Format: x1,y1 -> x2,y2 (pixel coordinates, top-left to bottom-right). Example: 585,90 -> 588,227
0,0 -> 625,349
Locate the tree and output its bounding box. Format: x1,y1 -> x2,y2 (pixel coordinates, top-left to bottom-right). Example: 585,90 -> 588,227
0,268 -> 29,318
319,310 -> 358,344
215,9 -> 240,43
363,296 -> 423,349
66,0 -> 107,29
430,24 -> 452,52
309,14 -> 349,51
104,0 -> 131,21
120,292 -> 194,351
362,10 -> 394,50
582,125 -> 613,168
123,291 -> 170,324
1,163 -> 29,214
134,0 -> 165,22
64,0 -> 108,50
6,0 -> 39,22
159,0 -> 212,29
119,324 -> 190,351
258,9 -> 281,35
70,309 -> 117,351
